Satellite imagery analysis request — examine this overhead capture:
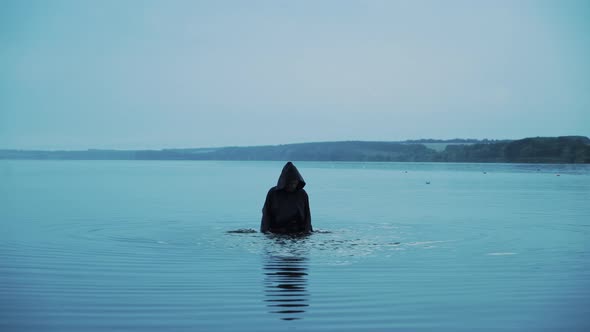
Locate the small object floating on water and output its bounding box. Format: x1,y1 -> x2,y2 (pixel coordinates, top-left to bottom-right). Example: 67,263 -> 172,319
483,171 -> 487,174
425,181 -> 431,184
556,174 -> 560,177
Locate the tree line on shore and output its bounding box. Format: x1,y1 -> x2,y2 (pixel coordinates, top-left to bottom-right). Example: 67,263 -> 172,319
1,136 -> 589,163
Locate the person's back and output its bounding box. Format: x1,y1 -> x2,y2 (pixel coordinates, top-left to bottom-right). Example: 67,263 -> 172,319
260,162 -> 312,234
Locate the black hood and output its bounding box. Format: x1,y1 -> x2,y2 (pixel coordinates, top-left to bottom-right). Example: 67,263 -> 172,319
276,162 -> 306,191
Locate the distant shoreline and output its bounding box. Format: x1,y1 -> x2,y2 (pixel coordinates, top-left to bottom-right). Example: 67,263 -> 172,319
1,136 -> 589,164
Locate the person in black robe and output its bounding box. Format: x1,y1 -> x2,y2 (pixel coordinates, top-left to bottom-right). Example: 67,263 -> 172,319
260,162 -> 313,234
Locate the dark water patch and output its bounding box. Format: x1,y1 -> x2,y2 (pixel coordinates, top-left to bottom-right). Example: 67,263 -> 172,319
264,255 -> 310,321
226,228 -> 258,234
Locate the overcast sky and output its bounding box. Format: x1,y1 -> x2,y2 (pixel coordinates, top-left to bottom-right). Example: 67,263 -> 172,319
1,0 -> 589,149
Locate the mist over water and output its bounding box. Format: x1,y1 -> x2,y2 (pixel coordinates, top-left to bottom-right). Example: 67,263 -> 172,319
1,160 -> 589,331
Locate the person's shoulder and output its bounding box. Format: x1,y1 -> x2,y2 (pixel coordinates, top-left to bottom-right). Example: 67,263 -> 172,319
299,188 -> 309,196
264,187 -> 278,202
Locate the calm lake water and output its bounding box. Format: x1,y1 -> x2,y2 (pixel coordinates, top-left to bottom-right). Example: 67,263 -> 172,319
1,160 -> 589,331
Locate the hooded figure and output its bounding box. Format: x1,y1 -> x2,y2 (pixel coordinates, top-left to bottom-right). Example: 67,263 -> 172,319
261,162 -> 313,234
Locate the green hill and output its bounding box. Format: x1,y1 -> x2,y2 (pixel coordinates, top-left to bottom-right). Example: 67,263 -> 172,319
1,136 -> 589,163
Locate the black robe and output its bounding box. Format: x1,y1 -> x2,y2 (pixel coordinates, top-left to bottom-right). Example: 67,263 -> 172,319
260,162 -> 313,234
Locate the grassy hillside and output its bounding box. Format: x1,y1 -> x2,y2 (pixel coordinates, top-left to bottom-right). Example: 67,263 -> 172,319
1,137 -> 589,163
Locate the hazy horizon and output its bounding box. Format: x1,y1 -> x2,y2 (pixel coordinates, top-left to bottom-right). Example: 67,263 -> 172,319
2,0 -> 589,150
3,135 -> 590,152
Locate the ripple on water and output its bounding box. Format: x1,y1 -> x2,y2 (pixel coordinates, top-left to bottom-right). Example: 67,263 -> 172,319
264,255 -> 310,321
2,213 -> 589,331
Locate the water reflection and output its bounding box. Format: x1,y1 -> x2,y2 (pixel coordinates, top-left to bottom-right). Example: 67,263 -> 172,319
263,235 -> 310,321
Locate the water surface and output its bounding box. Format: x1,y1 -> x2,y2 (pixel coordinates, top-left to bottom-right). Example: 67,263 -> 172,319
1,160 -> 589,331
